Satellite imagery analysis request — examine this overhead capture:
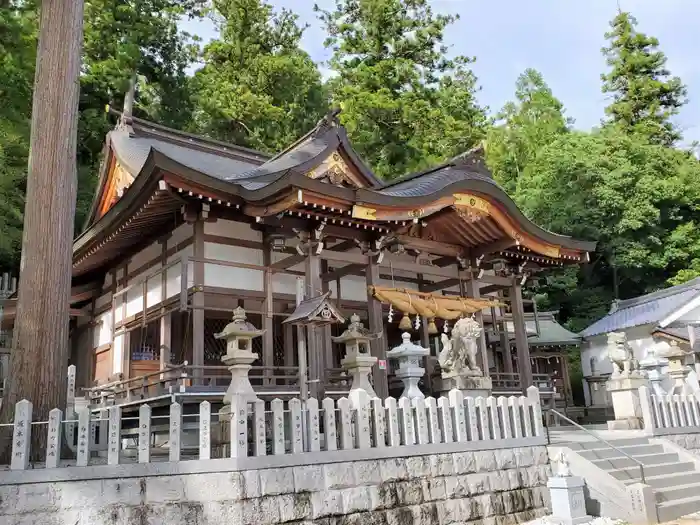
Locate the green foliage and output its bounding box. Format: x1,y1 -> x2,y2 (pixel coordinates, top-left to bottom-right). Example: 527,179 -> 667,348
486,69 -> 570,194
317,0 -> 488,178
601,11 -> 687,146
0,3 -> 36,270
515,128 -> 700,327
191,0 -> 327,152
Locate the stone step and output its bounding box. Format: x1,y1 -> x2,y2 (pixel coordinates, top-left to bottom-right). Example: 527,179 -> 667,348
657,495 -> 700,522
576,444 -> 664,460
623,471 -> 700,490
562,437 -> 650,451
590,452 -> 679,470
609,461 -> 695,481
655,482 -> 700,503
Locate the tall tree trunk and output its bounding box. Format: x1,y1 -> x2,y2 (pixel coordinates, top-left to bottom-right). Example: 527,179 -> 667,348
0,0 -> 84,462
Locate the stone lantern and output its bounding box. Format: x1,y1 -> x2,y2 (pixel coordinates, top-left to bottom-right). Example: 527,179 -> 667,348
332,313 -> 381,406
387,332 -> 429,399
657,340 -> 692,394
215,306 -> 265,404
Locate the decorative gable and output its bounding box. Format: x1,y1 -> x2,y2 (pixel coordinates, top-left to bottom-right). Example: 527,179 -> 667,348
306,150 -> 366,188
97,159 -> 134,220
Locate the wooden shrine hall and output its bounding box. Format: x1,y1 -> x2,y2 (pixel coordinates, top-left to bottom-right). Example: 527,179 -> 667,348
62,108 -> 596,407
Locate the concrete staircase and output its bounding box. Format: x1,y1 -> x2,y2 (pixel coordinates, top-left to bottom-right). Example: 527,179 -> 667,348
563,436 -> 700,522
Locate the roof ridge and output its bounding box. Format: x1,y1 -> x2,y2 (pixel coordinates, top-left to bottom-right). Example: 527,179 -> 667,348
107,106 -> 270,161
267,108 -> 342,163
616,277 -> 700,310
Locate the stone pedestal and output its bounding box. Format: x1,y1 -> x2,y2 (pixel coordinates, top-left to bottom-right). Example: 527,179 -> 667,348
387,333 -> 430,399
547,476 -> 591,525
342,354 -> 378,407
440,374 -> 493,398
606,374 -> 649,430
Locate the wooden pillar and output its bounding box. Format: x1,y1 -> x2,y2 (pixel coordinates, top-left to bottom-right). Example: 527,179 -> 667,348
283,321 -> 294,368
561,352 -> 573,405
192,219 -> 205,383
119,264 -> 130,379
262,237 -> 274,385
159,313 -> 172,371
510,279 -> 533,391
463,277 -> 490,378
305,249 -> 322,398
417,274 -> 432,394
366,256 -> 388,399
321,259 -> 333,390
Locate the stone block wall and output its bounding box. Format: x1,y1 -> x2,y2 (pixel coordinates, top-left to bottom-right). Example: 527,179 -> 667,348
0,446 -> 551,525
663,433 -> 700,454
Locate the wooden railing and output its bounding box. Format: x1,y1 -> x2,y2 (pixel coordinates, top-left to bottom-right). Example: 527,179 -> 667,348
84,363 -> 301,406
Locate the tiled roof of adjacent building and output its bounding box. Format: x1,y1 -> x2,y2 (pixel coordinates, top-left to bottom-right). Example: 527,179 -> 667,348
580,277 -> 700,338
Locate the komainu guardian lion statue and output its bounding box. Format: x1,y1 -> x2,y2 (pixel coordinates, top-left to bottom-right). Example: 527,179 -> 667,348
438,317 -> 482,377
607,331 -> 639,378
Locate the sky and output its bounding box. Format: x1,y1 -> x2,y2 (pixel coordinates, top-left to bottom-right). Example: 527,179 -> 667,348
180,0 -> 700,145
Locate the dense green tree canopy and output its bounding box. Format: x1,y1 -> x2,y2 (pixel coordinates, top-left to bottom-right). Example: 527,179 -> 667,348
191,0 -> 327,152
601,11 -> 687,146
317,0 -> 488,178
486,68 -> 570,194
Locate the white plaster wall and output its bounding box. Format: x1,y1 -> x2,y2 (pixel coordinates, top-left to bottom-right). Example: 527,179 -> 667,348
581,324 -> 661,407
203,242 -> 264,291
127,241 -> 161,274
125,264 -> 163,317
204,218 -> 262,242
166,247 -> 194,298
93,311 -> 112,348
170,223 -> 193,247
94,292 -> 111,312
581,324 -> 656,379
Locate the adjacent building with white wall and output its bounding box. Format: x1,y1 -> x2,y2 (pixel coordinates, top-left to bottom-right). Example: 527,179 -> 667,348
580,277 -> 700,407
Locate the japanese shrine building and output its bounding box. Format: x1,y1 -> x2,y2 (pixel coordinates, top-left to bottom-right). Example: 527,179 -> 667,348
66,109 -> 596,404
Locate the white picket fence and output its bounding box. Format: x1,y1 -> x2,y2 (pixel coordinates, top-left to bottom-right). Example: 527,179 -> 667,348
7,387 -> 544,471
639,385 -> 700,435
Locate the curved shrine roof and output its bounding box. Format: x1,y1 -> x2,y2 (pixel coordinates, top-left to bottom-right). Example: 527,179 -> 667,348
74,110 -> 596,277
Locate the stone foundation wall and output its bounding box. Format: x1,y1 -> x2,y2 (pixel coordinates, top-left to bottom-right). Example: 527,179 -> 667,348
0,447 -> 551,525
662,433 -> 700,454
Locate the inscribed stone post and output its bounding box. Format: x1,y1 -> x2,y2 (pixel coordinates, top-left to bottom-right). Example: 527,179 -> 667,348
46,408 -> 62,468
199,401 -> 211,460
76,406 -> 91,467
138,404 -> 151,464
108,405 -> 121,465
11,399 -> 32,470
170,402 -> 183,461
66,365 -> 76,418
322,397 -> 338,451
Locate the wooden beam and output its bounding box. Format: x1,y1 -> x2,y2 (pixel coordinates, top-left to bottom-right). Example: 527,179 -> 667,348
479,283 -> 508,295
329,239 -> 357,252
432,256 -> 457,267
395,235 -> 465,257
321,263 -> 366,283
421,278 -> 460,293
473,237 -> 517,258
269,253 -> 306,270
70,281 -> 101,303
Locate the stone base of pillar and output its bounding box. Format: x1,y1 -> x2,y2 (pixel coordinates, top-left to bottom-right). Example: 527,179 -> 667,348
547,476 -> 591,525
439,375 -> 493,398
606,374 -> 648,431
